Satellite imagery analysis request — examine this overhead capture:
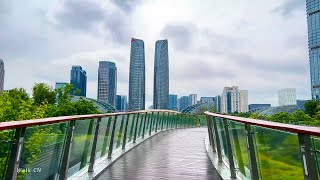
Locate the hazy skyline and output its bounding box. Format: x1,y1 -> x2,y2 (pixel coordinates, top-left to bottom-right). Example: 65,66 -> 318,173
0,0 -> 309,107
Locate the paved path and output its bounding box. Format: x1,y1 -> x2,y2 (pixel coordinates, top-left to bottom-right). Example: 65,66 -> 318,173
97,128 -> 222,180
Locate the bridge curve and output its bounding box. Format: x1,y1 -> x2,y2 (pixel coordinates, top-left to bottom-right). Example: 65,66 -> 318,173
97,128 -> 222,179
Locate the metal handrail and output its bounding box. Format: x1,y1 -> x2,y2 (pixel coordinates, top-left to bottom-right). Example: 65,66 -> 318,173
205,111 -> 320,136
0,109 -> 180,130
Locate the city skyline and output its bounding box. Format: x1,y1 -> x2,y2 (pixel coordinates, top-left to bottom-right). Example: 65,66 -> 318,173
1,0 -> 310,107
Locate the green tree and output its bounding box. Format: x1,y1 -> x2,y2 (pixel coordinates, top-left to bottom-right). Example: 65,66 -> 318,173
32,83 -> 56,106
304,100 -> 320,117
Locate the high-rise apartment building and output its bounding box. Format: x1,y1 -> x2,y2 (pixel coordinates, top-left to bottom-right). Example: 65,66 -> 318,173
116,95 -> 128,112
153,40 -> 169,109
169,94 -> 178,111
55,82 -> 67,90
221,86 -> 248,113
70,66 -> 87,97
129,38 -> 145,110
306,1 -> 320,99
240,90 -> 248,113
278,88 -> 296,106
179,96 -> 189,111
98,61 -> 117,106
0,59 -> 4,92
188,94 -> 197,106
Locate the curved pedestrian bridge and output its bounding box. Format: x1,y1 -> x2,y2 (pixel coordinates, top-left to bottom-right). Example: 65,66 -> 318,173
98,128 -> 222,179
1,110 -> 320,180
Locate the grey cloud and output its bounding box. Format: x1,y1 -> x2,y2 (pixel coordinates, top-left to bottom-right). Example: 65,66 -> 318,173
161,23 -> 195,51
54,0 -> 105,31
272,0 -> 305,16
110,0 -> 143,13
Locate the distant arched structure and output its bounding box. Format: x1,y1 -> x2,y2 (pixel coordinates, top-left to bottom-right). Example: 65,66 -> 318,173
181,102 -> 215,114
72,96 -> 117,113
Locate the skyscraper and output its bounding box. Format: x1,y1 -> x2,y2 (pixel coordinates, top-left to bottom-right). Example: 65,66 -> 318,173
153,39 -> 169,109
306,1 -> 320,99
0,59 -> 4,92
98,61 -> 117,106
116,95 -> 128,112
188,94 -> 197,106
168,94 -> 178,111
179,96 -> 189,111
240,90 -> 248,113
278,88 -> 296,106
215,95 -> 221,112
70,66 -> 87,97
129,38 -> 145,110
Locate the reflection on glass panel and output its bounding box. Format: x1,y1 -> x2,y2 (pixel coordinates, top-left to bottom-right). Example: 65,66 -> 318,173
116,115 -> 126,149
127,114 -> 135,143
0,129 -> 15,179
145,113 -> 151,134
137,114 -> 144,138
68,119 -> 95,177
229,121 -> 250,179
112,115 -> 122,149
18,122 -> 67,179
253,126 -> 303,180
100,117 -> 114,157
216,118 -> 228,159
312,137 -> 320,175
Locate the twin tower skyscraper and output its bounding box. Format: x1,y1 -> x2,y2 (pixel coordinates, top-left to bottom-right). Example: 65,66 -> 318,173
129,38 -> 169,111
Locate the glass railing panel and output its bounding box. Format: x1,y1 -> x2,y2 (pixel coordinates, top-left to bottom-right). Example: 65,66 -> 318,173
145,113 -> 150,134
0,129 -> 15,179
115,115 -> 126,149
68,119 -> 96,177
137,114 -> 144,138
127,114 -> 135,143
312,137 -> 320,175
253,126 -> 304,180
216,118 -> 228,160
229,121 -> 250,179
112,115 -> 122,149
152,113 -> 158,132
98,117 -> 114,158
157,112 -> 163,131
18,122 -> 67,179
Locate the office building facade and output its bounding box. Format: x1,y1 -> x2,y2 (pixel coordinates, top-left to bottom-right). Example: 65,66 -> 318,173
179,96 -> 189,111
221,86 -> 248,113
169,94 -> 178,111
55,82 -> 67,90
0,59 -> 4,92
306,1 -> 320,99
240,90 -> 248,113
215,95 -> 221,112
248,104 -> 271,111
278,88 -> 297,106
129,38 -> 145,110
153,39 -> 169,109
70,66 -> 87,97
98,61 -> 117,106
116,95 -> 128,112
189,94 -> 197,106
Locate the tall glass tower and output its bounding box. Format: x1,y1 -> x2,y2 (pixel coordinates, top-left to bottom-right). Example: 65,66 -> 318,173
98,61 -> 117,106
129,38 -> 145,110
70,65 -> 87,97
153,40 -> 169,109
0,59 -> 4,92
307,0 -> 320,99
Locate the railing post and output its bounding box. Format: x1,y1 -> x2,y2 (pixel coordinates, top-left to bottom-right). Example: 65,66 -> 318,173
212,117 -> 223,162
155,112 -> 160,133
244,124 -> 259,180
58,120 -> 76,180
133,113 -> 140,143
5,127 -> 26,180
298,133 -> 319,180
122,114 -> 130,150
88,118 -> 101,172
161,112 -> 165,130
206,116 -> 216,152
149,112 -> 154,135
223,118 -> 237,178
142,112 -> 147,138
108,116 -> 118,159
101,117 -> 112,156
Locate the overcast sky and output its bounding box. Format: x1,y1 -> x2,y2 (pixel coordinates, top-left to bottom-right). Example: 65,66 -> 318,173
0,0 -> 309,107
